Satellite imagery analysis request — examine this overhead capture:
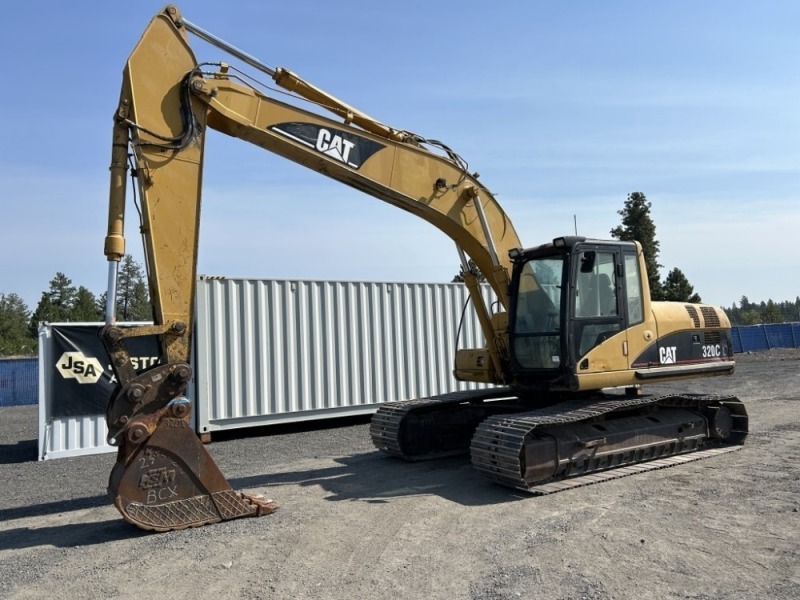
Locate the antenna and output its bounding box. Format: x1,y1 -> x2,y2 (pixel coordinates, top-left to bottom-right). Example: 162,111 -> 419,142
573,214 -> 578,235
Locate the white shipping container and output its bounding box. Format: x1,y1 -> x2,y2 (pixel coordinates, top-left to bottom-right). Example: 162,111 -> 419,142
194,278 -> 496,436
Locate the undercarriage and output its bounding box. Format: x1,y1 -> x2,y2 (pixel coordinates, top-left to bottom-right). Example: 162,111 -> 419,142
370,389 -> 748,492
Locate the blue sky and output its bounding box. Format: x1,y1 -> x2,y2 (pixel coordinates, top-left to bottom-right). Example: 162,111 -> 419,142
1,1 -> 798,312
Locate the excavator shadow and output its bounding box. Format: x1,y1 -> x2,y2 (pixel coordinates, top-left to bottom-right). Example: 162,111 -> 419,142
0,453 -> 523,550
0,448 -> 525,550
230,451 -> 529,507
0,517 -> 148,551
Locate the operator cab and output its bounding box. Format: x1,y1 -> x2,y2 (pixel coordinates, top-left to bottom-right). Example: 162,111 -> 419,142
508,236 -> 645,390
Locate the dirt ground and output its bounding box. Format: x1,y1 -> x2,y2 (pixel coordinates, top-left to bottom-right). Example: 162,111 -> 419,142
1,349 -> 799,600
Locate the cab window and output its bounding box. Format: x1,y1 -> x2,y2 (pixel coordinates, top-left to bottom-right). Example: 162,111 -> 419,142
624,253 -> 644,325
573,250 -> 621,357
513,256 -> 563,369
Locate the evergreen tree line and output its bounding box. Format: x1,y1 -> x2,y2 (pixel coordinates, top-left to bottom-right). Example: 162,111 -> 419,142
0,255 -> 150,357
724,296 -> 800,325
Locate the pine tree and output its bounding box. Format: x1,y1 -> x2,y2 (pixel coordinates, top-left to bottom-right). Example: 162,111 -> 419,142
739,295 -> 752,312
763,300 -> 783,323
662,268 -> 701,303
116,255 -> 151,321
72,286 -> 103,322
452,259 -> 487,283
0,293 -> 36,356
610,192 -> 664,300
29,272 -> 77,335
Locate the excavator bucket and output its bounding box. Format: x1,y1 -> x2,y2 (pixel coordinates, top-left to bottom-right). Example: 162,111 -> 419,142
108,398 -> 277,531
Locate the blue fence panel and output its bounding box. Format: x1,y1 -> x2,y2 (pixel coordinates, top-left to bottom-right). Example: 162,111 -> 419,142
732,323 -> 800,353
0,358 -> 39,407
768,323 -> 800,348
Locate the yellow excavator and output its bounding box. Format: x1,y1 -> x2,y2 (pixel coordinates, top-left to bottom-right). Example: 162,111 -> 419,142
101,5 -> 747,531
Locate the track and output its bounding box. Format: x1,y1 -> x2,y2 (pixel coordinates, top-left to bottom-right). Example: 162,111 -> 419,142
470,393 -> 748,490
371,391 -> 748,493
369,387 -> 517,460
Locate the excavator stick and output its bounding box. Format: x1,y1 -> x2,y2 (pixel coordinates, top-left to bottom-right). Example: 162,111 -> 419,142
108,398 -> 277,532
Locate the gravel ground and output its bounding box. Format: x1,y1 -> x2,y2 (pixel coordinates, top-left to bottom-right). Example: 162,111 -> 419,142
1,349 -> 799,600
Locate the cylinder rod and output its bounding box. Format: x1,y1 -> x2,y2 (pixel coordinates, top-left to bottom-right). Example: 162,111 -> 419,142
456,243 -> 471,274
182,19 -> 276,78
471,192 -> 501,268
105,261 -> 119,325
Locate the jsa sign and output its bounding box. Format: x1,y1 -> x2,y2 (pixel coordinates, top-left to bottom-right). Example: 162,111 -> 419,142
56,351 -> 104,384
49,324 -> 160,418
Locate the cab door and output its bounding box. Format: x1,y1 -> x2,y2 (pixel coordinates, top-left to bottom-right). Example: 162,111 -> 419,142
569,246 -> 629,374
620,248 -> 657,368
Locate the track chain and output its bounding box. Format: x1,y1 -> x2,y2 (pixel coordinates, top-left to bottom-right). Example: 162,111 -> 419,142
470,393 -> 747,491
369,387 -> 514,458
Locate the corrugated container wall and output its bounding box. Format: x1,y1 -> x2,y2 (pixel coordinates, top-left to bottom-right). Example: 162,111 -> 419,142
194,278 -> 497,434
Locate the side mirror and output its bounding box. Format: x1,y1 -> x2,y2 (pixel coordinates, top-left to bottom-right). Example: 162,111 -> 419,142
580,251 -> 596,273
